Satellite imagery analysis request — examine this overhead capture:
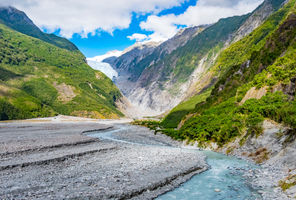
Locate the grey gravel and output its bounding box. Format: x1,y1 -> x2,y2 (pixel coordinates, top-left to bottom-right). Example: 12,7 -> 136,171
0,121 -> 207,200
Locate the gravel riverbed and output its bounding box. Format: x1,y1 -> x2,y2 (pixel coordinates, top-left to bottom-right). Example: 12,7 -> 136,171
0,119 -> 207,199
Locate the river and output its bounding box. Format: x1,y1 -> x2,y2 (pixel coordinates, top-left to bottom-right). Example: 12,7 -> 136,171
88,124 -> 262,200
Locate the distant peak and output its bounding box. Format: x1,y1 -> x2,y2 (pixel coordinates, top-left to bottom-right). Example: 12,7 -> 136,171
0,6 -> 35,26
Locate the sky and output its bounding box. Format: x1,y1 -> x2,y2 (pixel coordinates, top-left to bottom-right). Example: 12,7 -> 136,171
1,0 -> 263,57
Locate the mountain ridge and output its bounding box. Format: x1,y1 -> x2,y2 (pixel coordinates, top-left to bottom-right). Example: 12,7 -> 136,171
0,6 -> 78,51
105,0 -> 288,117
0,8 -> 124,120
135,2 -> 296,197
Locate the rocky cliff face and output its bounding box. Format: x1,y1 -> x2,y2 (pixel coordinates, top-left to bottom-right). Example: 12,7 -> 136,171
202,120 -> 296,199
231,1 -> 274,43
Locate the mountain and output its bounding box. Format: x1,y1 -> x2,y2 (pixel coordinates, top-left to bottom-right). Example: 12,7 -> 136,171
128,15 -> 249,115
106,0 -> 287,117
161,1 -> 296,194
105,26 -> 204,115
0,7 -> 124,120
103,42 -> 161,96
163,0 -> 294,132
0,7 -> 78,51
158,0 -> 296,179
161,0 -> 289,127
136,0 -> 296,196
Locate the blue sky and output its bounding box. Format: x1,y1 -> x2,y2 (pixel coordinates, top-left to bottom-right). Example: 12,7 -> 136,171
69,0 -> 197,57
5,0 -> 263,58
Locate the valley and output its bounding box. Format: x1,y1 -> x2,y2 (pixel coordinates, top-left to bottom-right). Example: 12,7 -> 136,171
1,0 -> 296,199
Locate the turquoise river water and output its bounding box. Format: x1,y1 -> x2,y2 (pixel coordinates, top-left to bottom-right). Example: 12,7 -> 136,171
89,124 -> 262,200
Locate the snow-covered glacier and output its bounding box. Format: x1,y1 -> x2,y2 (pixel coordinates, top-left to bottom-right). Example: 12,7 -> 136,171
87,59 -> 118,80
87,50 -> 122,80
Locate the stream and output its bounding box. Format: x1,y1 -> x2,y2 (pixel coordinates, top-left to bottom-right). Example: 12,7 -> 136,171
89,124 -> 262,200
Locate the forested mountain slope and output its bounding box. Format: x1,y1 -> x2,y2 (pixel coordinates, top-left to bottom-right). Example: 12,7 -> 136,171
155,0 -> 296,151
162,0 -> 292,130
107,0 -> 287,116
0,7 -> 124,120
0,7 -> 77,51
136,3 -> 296,196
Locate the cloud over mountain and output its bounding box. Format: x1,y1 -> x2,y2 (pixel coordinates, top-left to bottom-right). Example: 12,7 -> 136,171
139,0 -> 263,42
2,0 -> 184,38
2,0 -> 263,44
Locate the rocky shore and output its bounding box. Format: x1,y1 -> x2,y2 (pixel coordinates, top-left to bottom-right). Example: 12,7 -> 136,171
208,120 -> 296,200
0,117 -> 207,199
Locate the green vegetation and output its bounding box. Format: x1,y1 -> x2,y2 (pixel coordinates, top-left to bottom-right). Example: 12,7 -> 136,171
171,15 -> 250,83
0,7 -> 77,51
161,89 -> 212,128
0,22 -> 123,120
131,120 -> 161,132
279,175 -> 296,191
172,0 -> 296,146
270,0 -> 287,10
180,92 -> 296,147
138,0 -> 296,148
213,0 -> 293,76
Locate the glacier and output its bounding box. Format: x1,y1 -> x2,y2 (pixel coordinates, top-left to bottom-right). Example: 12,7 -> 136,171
87,59 -> 118,80
87,50 -> 122,80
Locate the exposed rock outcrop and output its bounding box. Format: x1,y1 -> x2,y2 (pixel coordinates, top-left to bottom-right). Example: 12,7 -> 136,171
240,86 -> 268,105
232,0 -> 274,42
53,82 -> 77,103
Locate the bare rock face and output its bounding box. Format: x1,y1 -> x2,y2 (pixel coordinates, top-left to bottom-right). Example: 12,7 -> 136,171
232,0 -> 290,43
127,54 -> 211,116
232,1 -> 274,43
104,42 -> 160,96
109,42 -> 160,74
240,87 -> 268,105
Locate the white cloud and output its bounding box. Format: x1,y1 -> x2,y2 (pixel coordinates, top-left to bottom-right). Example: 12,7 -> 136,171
141,0 -> 263,42
2,0 -> 264,43
88,50 -> 123,62
140,14 -> 178,42
3,0 -> 185,38
127,33 -> 149,42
